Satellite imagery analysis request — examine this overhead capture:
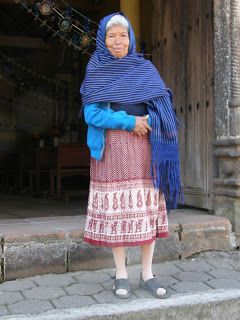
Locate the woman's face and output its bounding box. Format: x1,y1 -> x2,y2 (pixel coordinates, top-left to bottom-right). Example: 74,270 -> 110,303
105,25 -> 130,58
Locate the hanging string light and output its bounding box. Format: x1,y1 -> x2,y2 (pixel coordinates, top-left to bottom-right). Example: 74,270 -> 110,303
0,70 -> 79,110
15,0 -> 97,55
0,74 -> 52,102
0,51 -> 69,90
38,0 -> 55,16
60,0 -> 98,27
58,5 -> 72,32
0,53 -> 59,103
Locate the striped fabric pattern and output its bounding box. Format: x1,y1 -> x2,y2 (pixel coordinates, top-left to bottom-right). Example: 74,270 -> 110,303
80,12 -> 182,209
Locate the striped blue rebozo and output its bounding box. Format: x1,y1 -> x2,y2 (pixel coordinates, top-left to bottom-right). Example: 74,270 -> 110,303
80,12 -> 183,210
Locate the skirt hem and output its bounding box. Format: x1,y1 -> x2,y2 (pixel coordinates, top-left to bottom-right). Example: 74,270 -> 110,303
83,232 -> 169,248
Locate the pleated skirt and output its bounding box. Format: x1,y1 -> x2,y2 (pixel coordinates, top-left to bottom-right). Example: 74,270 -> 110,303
83,129 -> 169,247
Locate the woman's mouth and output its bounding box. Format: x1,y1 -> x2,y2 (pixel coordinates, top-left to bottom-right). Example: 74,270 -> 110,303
113,48 -> 123,52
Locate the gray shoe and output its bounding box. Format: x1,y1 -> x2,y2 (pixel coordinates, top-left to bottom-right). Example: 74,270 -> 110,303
113,278 -> 131,299
139,273 -> 170,299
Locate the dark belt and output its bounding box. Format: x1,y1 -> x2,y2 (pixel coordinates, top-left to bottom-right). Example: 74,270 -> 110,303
110,102 -> 148,116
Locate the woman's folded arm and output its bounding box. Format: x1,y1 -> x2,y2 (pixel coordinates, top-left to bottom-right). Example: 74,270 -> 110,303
84,103 -> 135,131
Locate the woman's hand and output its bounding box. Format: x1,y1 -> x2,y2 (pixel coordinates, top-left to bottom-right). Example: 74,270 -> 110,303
133,115 -> 152,136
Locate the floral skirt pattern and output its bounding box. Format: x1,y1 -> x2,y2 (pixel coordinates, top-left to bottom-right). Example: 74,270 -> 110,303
84,129 -> 169,247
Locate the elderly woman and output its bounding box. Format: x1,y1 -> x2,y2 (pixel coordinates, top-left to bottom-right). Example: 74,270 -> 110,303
80,13 -> 181,299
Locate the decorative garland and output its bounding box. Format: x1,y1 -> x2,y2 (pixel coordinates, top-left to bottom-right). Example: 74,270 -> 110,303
0,63 -> 70,104
15,0 -> 97,55
0,71 -> 77,107
0,59 -> 57,102
0,51 -> 68,89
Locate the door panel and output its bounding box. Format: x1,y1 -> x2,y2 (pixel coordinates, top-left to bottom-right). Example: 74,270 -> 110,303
152,0 -> 214,209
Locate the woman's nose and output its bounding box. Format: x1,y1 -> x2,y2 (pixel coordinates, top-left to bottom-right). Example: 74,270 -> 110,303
113,37 -> 121,44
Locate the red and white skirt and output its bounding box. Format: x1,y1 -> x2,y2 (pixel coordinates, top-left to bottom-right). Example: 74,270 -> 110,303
84,129 -> 169,247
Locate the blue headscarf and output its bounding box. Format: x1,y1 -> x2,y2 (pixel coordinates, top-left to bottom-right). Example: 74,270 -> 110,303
80,12 -> 182,210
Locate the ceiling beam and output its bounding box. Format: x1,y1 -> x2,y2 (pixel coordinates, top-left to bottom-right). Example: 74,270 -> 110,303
0,35 -> 49,49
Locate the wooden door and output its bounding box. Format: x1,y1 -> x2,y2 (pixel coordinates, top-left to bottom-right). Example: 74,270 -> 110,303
152,0 -> 214,209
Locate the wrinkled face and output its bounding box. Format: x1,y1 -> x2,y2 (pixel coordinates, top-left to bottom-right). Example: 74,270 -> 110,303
105,25 -> 130,58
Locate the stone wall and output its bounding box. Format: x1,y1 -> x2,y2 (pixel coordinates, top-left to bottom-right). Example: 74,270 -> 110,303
213,0 -> 240,245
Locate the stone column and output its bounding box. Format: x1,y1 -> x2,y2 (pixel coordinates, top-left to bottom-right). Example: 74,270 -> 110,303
213,0 -> 240,245
120,0 -> 141,51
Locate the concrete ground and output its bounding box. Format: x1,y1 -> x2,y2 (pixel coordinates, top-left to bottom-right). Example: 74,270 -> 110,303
0,250 -> 240,319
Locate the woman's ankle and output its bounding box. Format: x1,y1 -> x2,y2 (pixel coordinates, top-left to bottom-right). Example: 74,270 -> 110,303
115,269 -> 128,279
141,271 -> 154,281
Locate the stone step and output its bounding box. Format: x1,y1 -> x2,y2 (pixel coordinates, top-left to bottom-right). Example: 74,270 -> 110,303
0,209 -> 235,281
1,251 -> 240,319
1,289 -> 239,320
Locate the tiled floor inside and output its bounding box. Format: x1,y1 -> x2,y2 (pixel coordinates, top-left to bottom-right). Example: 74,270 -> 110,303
0,193 -> 88,220
0,193 -> 88,236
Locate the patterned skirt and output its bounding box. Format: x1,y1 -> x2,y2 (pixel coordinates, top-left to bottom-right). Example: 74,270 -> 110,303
83,129 -> 169,247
